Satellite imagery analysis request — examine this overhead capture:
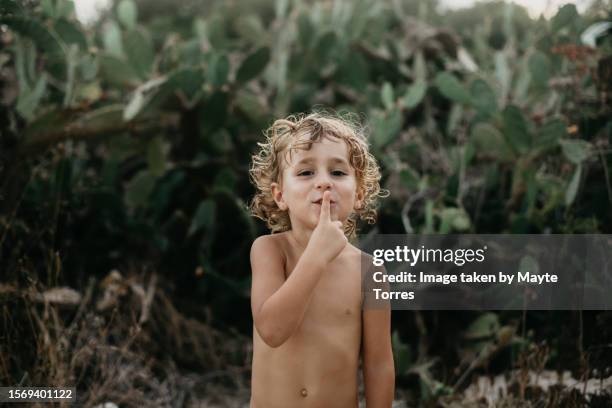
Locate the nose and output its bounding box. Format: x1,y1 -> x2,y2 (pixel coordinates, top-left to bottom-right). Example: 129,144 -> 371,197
315,175 -> 332,191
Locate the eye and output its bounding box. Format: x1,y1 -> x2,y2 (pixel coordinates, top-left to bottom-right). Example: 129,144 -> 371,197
331,170 -> 347,176
297,170 -> 313,176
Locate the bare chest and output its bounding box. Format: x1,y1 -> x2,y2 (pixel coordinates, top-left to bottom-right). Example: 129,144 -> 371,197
285,253 -> 362,328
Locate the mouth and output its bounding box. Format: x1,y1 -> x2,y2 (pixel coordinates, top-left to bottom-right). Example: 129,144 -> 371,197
312,198 -> 337,205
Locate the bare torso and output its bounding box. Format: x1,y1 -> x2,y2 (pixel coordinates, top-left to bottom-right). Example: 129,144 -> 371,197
250,232 -> 363,408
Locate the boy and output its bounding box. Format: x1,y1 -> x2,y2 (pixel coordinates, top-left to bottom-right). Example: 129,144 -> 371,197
248,112 -> 395,407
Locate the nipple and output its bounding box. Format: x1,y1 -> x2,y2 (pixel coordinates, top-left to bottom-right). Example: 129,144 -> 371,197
300,388 -> 308,397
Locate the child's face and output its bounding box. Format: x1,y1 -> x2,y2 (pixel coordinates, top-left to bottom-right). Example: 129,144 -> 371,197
272,136 -> 362,231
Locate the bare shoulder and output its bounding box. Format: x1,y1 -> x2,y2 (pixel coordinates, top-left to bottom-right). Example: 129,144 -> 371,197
251,232 -> 286,253
250,232 -> 289,264
342,243 -> 372,263
336,243 -> 370,275
344,242 -> 363,255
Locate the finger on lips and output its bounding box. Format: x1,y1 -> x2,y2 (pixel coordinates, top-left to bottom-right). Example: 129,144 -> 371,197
319,191 -> 331,221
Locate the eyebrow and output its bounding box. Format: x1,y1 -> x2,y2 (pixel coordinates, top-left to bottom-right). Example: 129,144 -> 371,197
294,156 -> 349,166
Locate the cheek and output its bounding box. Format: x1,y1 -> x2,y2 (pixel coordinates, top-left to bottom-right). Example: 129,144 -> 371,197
339,180 -> 358,196
287,184 -> 310,199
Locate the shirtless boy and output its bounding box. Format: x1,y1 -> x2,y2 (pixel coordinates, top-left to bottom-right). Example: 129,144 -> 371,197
249,112 -> 395,407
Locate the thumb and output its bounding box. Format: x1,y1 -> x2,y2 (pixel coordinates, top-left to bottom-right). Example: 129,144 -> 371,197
319,191 -> 331,223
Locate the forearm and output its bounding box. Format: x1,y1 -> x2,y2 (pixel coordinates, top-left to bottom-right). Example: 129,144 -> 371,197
255,247 -> 325,346
364,360 -> 395,407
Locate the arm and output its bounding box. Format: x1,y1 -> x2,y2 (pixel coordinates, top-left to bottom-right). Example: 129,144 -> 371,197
251,191 -> 347,348
250,236 -> 326,348
362,267 -> 395,407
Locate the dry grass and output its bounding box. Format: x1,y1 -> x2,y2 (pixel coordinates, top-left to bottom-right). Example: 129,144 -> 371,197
0,271 -> 251,407
2,274 -> 610,407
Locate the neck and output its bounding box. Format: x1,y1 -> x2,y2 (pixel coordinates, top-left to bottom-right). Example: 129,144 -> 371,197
287,223 -> 314,252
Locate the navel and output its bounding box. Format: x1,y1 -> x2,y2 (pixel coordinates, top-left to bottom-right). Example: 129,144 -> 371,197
345,308 -> 351,315
300,388 -> 308,397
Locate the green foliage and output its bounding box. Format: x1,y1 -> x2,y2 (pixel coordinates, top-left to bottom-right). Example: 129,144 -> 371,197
392,331 -> 412,376
1,0 -> 608,278
403,81 -> 427,109
528,51 -> 551,89
469,78 -> 497,115
435,72 -> 471,104
117,0 -> 138,30
236,46 -> 270,84
560,139 -> 591,165
502,105 -> 531,154
124,28 -> 154,79
0,15 -> 64,56
464,312 -> 501,340
551,4 -> 579,33
471,122 -> 514,161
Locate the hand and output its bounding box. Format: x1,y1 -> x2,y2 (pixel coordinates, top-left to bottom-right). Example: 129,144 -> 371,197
307,191 -> 348,264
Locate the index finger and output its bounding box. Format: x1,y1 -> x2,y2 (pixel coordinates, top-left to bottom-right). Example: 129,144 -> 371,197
319,191 -> 331,223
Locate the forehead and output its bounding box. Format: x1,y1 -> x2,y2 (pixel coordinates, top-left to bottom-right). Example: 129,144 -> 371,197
285,136 -> 350,166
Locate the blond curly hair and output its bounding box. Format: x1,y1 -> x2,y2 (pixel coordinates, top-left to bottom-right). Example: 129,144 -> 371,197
249,111 -> 386,238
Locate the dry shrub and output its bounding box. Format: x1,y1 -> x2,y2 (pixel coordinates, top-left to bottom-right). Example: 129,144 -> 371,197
0,271 -> 251,407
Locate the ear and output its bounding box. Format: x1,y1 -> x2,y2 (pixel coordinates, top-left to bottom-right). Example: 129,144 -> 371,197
271,182 -> 288,211
354,188 -> 365,210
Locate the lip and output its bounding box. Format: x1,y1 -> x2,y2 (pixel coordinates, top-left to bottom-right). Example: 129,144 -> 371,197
312,198 -> 337,205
